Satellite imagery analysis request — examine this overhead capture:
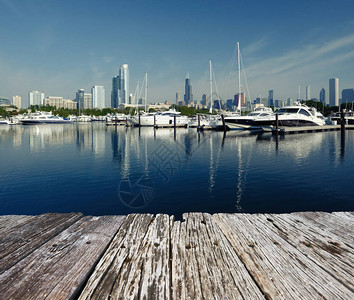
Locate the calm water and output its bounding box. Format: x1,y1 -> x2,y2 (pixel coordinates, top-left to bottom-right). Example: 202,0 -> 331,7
0,123 -> 353,219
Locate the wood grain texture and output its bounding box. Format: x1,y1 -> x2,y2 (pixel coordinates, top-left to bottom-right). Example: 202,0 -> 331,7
171,213 -> 265,300
213,213 -> 354,299
78,213 -> 171,300
0,212 -> 83,273
0,215 -> 125,300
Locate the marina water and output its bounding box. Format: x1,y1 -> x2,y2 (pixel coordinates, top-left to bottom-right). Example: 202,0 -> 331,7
0,123 -> 353,219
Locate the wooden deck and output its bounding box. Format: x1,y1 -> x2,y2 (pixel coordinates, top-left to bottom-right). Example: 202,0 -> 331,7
0,212 -> 353,299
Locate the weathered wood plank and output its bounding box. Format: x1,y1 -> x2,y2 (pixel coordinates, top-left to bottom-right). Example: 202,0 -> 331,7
0,212 -> 83,273
213,213 -> 354,299
78,213 -> 171,300
0,215 -> 34,233
264,212 -> 354,288
0,215 -> 125,299
291,211 -> 354,243
171,213 -> 265,300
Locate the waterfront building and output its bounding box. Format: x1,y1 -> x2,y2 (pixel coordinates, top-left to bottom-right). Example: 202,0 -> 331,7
234,93 -> 245,108
274,99 -> 284,108
111,76 -> 119,108
129,93 -> 135,105
201,94 -> 207,107
306,85 -> 311,100
76,89 -> 85,110
268,90 -> 274,107
287,98 -> 294,106
319,88 -> 326,105
111,64 -> 129,108
92,85 -> 105,109
184,75 -> 193,105
12,96 -> 21,109
255,97 -> 267,107
329,78 -> 339,107
84,94 -> 92,109
342,88 -> 354,103
176,91 -> 181,104
43,97 -> 77,109
119,64 -> 129,105
29,90 -> 45,106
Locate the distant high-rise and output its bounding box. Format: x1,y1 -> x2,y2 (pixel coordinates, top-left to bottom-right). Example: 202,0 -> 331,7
92,86 -> 105,109
84,93 -> 92,109
119,64 -> 129,105
268,90 -> 274,107
342,88 -> 354,103
329,78 -> 339,107
176,91 -> 181,104
234,93 -> 245,108
319,88 -> 326,105
201,94 -> 207,107
29,90 -> 45,106
111,76 -> 119,108
111,64 -> 129,108
184,75 -> 193,105
12,96 -> 21,109
76,89 -> 85,110
306,85 -> 311,100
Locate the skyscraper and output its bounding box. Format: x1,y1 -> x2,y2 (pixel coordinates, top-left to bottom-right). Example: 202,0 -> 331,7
268,90 -> 274,107
176,91 -> 181,104
76,89 -> 85,110
342,88 -> 354,103
111,64 -> 129,108
329,78 -> 339,107
111,76 -> 119,108
92,86 -> 105,109
184,75 -> 193,105
12,96 -> 21,109
84,93 -> 92,109
29,90 -> 45,106
319,88 -> 326,105
306,85 -> 311,100
119,64 -> 129,105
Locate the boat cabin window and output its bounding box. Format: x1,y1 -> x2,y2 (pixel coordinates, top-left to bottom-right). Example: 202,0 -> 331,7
276,108 -> 299,114
299,109 -> 311,117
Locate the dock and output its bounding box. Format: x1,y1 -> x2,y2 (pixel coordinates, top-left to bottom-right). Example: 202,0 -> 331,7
0,211 -> 353,299
272,124 -> 354,134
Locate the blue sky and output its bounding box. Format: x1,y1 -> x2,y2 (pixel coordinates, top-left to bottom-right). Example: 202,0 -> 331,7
1,0 -> 354,107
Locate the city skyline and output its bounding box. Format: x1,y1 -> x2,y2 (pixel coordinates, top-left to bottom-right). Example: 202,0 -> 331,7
1,0 -> 354,107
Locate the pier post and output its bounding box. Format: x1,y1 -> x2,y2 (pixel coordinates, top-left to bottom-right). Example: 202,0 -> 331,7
197,115 -> 201,131
154,115 -> 156,128
221,114 -> 227,132
340,110 -> 345,134
174,115 -> 176,129
138,114 -> 141,127
275,114 -> 279,134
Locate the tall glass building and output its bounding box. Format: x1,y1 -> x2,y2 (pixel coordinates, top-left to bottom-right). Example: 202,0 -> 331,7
184,76 -> 193,105
76,89 -> 85,110
92,86 -> 105,109
111,64 -> 129,108
329,78 -> 339,107
29,91 -> 45,106
320,88 -> 326,105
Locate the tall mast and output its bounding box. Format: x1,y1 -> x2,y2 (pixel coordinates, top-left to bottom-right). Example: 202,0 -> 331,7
237,42 -> 241,111
209,60 -> 213,114
145,73 -> 148,112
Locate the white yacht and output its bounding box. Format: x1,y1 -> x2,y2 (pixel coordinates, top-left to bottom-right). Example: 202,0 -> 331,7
20,111 -> 72,124
129,109 -> 189,127
188,114 -> 222,129
225,106 -> 274,129
253,103 -> 325,127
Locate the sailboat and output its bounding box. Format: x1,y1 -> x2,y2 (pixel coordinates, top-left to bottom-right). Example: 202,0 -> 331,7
224,42 -> 273,130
